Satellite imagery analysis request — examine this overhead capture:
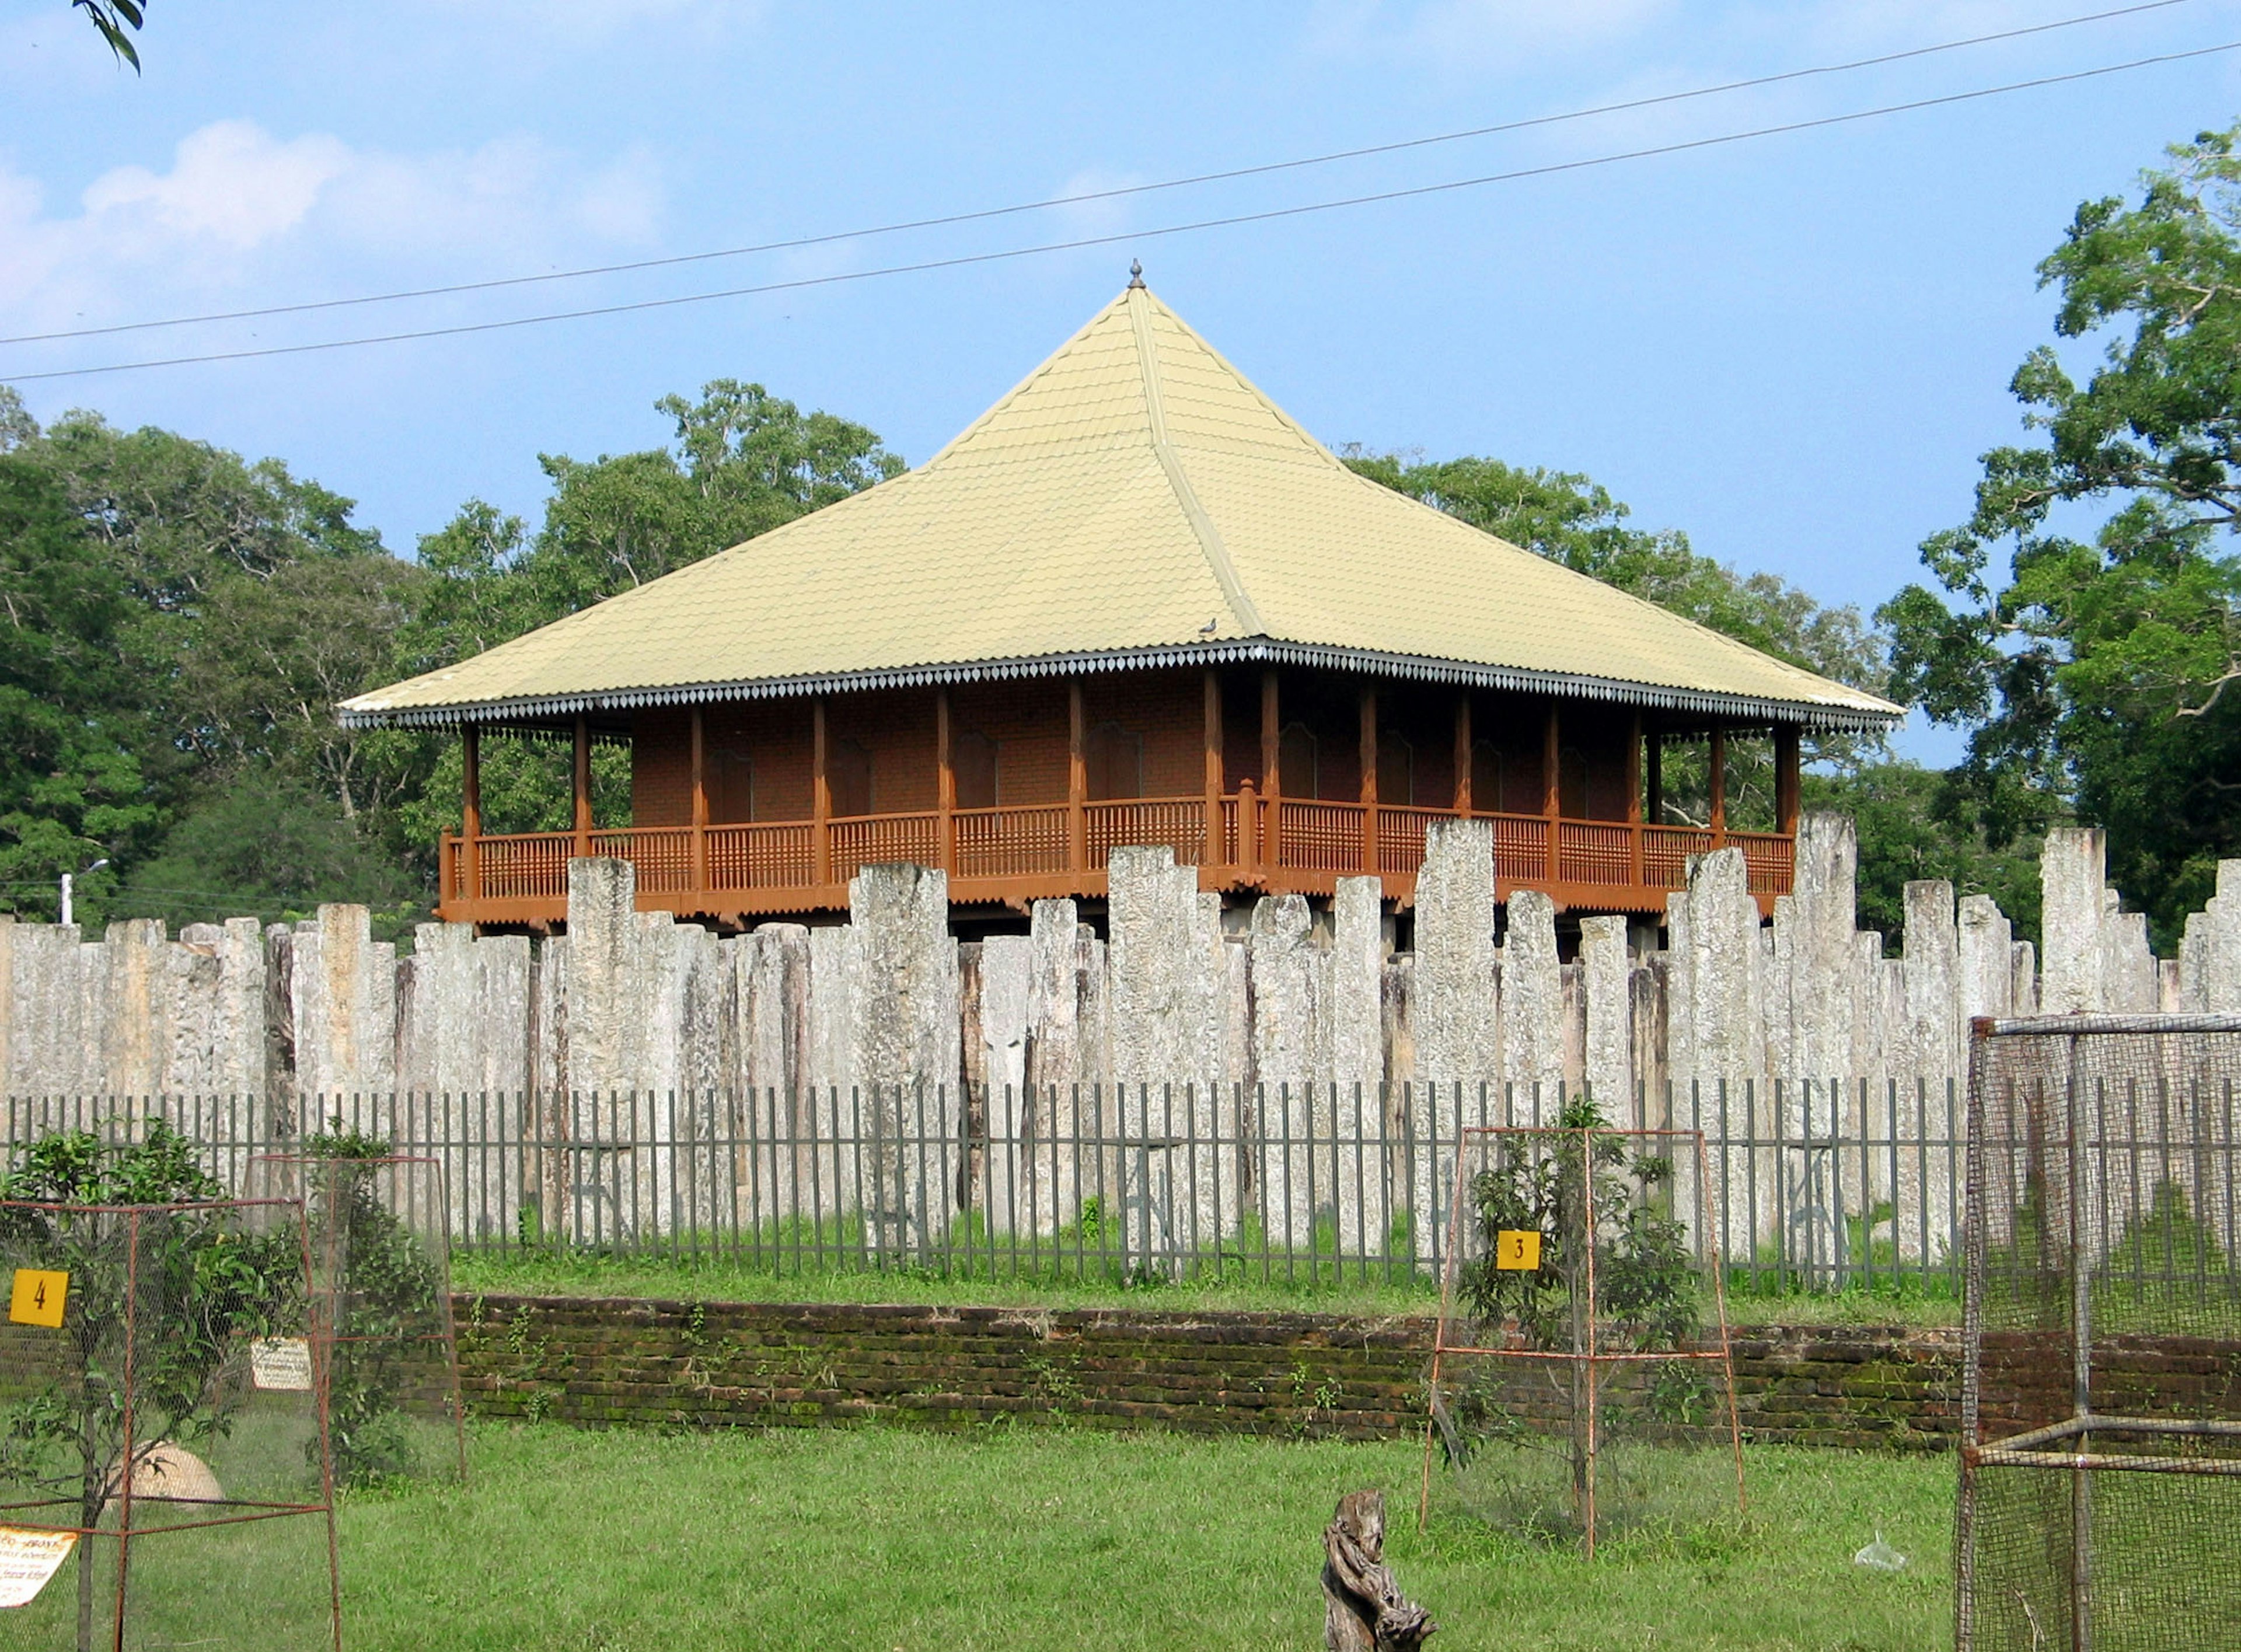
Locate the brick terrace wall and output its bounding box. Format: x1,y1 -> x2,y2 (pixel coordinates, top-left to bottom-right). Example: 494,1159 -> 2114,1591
449,1295 -> 2241,1449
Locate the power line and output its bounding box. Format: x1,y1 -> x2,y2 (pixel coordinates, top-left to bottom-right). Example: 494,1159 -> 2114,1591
0,0 -> 2202,350
8,37 -> 2236,385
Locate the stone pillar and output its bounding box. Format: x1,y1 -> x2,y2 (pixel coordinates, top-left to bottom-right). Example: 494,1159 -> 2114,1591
2179,862 -> 2241,1011
1107,846 -> 1228,1267
1331,876 -> 1387,1259
1500,888 -> 1564,1123
1956,896 -> 2013,1024
1251,893 -> 1327,1255
1898,882 -> 1962,1262
978,933 -> 1033,1236
1024,900 -> 1090,1231
2102,907 -> 2158,1014
1409,819 -> 1498,1265
805,920 -> 860,1227
1579,916 -> 1631,1122
1668,848 -> 1767,1269
849,862 -> 962,1256
2040,827 -> 2107,1014
291,904 -> 397,1119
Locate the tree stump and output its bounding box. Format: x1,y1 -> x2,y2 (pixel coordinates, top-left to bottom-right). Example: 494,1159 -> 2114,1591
1322,1489 -> 1436,1651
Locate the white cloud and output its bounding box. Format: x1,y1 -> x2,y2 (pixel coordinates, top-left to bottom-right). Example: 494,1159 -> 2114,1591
0,120 -> 666,336
82,122 -> 351,251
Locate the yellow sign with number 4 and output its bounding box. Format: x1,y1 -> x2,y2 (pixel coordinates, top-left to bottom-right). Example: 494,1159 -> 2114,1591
1494,1231 -> 1542,1271
8,1269 -> 67,1328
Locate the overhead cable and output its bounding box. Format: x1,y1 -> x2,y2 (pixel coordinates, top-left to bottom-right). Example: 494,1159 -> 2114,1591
6,37 -> 2236,384
0,0 -> 2201,349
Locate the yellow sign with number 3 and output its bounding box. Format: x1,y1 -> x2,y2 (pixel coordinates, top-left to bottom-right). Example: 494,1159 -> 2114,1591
1495,1230 -> 1542,1271
8,1269 -> 67,1328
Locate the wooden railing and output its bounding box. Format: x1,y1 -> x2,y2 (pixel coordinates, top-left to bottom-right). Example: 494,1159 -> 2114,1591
438,794 -> 1794,918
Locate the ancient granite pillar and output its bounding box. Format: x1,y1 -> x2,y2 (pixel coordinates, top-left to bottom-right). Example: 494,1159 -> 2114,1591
849,862 -> 962,1254
1409,819 -> 1498,1263
1501,888 -> 1563,1123
1107,846 -> 1229,1262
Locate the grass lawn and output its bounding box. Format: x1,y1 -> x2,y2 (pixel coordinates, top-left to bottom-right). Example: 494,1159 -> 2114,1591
316,1424 -> 1952,1651
449,1245 -> 1965,1326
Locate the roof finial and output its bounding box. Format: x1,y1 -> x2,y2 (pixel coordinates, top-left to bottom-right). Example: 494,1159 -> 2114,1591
1127,259 -> 1145,289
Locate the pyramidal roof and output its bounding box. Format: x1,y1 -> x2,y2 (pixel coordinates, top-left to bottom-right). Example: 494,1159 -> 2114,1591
342,283 -> 1901,729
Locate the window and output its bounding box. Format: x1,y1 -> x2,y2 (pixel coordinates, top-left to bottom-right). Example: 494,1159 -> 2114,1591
1560,746 -> 1590,819
1377,734 -> 1413,806
954,729 -> 999,810
1278,721 -> 1318,799
1085,722 -> 1142,801
715,748 -> 755,823
829,738 -> 872,818
1471,741 -> 1504,812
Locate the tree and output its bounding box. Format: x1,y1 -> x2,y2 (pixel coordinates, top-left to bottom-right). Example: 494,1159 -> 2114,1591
1800,763 -> 2043,947
1445,1098 -> 1701,1535
294,1120 -> 448,1487
0,1124 -> 298,1651
0,455 -> 154,920
69,0 -> 146,71
1345,451 -> 1887,704
1884,125 -> 2241,942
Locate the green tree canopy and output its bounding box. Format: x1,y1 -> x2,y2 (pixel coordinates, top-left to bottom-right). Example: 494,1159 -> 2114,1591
1344,451 -> 1887,704
1884,124 -> 2241,940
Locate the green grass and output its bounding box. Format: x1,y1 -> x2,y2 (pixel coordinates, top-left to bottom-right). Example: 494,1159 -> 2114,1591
316,1426 -> 1946,1651
4,1417 -> 1954,1648
450,1244 -> 1966,1325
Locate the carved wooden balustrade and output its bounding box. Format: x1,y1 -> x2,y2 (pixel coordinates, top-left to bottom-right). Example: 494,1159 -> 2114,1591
438,790 -> 1792,925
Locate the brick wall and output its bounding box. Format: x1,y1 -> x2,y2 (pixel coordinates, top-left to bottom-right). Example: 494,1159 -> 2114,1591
448,1296 -> 2239,1448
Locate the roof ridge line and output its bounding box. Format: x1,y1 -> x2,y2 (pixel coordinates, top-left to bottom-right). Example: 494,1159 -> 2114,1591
1128,286 -> 1263,635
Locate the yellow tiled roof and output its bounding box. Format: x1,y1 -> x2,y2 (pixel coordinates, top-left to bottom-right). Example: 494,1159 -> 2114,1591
341,284 -> 1901,729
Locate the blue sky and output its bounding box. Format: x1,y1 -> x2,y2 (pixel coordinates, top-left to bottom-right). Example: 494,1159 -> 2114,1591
6,1 -> 2241,764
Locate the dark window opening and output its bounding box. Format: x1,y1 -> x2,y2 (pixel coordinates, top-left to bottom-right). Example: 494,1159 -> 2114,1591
954,729 -> 999,810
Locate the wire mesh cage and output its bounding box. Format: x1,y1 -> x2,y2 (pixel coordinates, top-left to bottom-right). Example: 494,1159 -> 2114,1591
1417,1121 -> 1744,1556
1958,1013 -> 2241,1652
0,1196 -> 340,1651
242,1151 -> 466,1489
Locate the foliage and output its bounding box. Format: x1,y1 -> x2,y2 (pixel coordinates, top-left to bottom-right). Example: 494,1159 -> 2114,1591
1458,1098 -> 1698,1354
1346,450 -> 1888,767
1884,124 -> 2241,944
291,1117 -> 450,1485
0,1123 -> 298,1651
0,378 -> 898,933
109,776 -> 422,938
1446,1098 -> 1705,1529
69,0 -> 146,71
0,455 -> 154,918
1801,762 -> 2043,948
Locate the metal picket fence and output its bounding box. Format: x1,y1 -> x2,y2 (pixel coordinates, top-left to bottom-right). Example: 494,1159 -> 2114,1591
0,1078 -> 2012,1300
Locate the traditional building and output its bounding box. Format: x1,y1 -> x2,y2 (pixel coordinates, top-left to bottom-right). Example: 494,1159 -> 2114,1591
342,277 -> 1900,930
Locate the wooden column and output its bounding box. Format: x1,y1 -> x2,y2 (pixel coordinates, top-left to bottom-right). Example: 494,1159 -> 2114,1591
1358,686 -> 1378,876
1775,724 -> 1802,836
572,713 -> 592,860
812,698 -> 832,886
1452,693 -> 1472,815
460,721 -> 481,903
936,686 -> 955,875
1066,680 -> 1086,874
1645,721 -> 1663,824
1625,710 -> 1643,888
1542,702 -> 1561,883
1260,669 -> 1281,869
1202,669 -> 1224,868
689,707 -> 708,893
1708,727 -> 1727,842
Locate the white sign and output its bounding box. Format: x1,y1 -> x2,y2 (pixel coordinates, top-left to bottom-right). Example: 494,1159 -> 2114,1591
0,1527 -> 75,1608
250,1337 -> 313,1392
